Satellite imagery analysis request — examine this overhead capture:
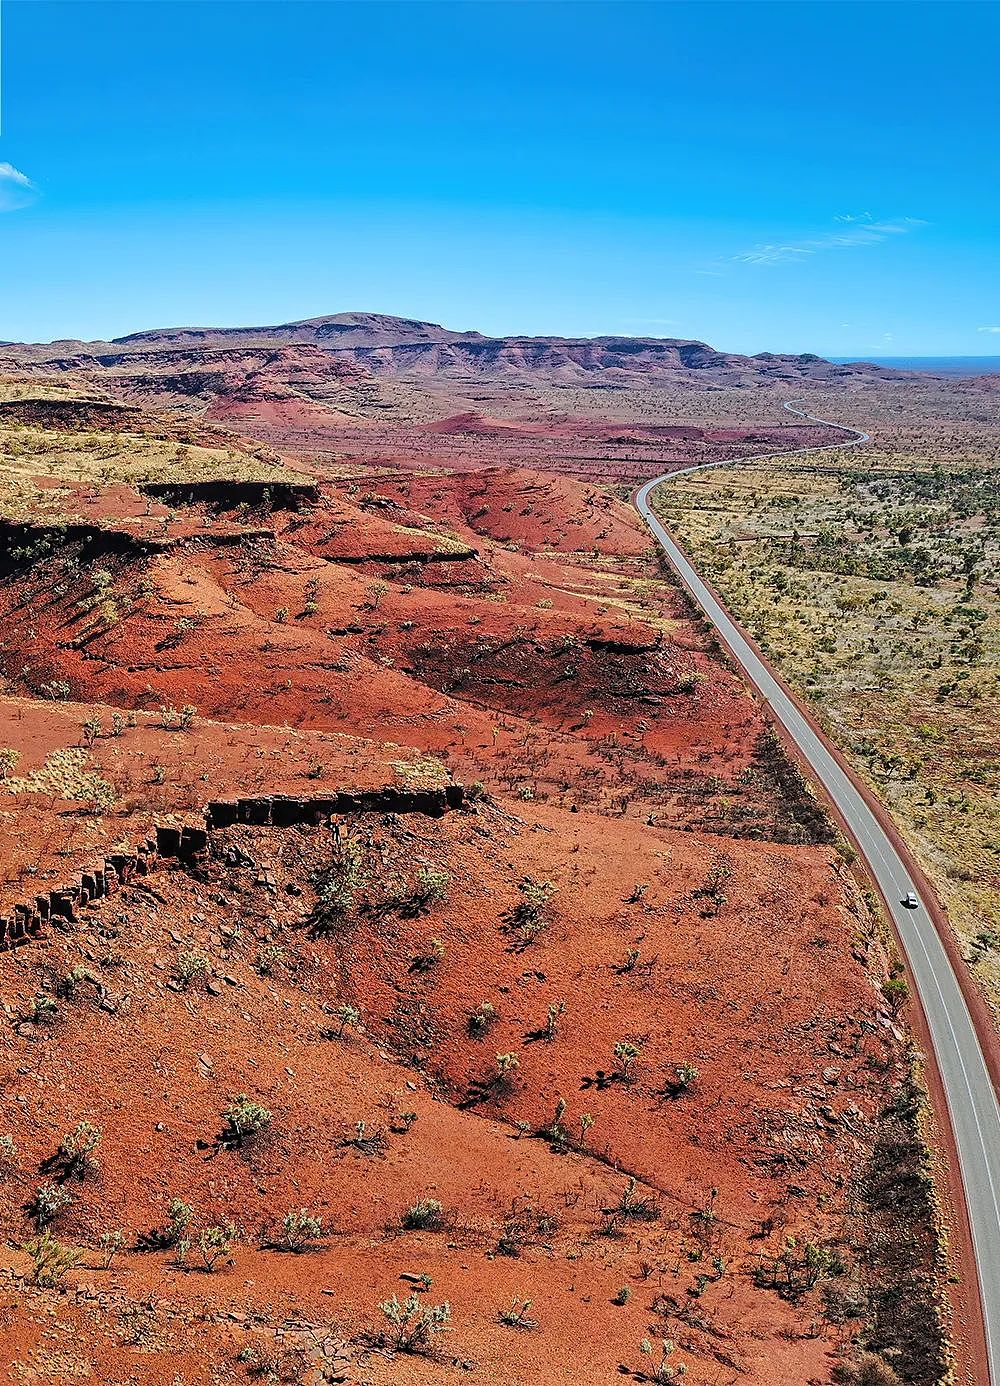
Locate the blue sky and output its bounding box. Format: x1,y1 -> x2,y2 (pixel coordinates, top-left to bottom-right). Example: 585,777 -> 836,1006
1,0 -> 997,354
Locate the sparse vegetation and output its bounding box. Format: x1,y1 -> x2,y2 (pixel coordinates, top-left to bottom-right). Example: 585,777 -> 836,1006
23,1230 -> 81,1286
32,1182 -> 73,1228
98,1229 -> 126,1268
255,944 -> 284,976
413,865 -> 450,907
55,1120 -> 102,1180
221,1096 -> 272,1148
378,1291 -> 451,1353
613,1039 -> 641,1083
468,1001 -> 497,1037
410,936 -> 445,972
276,1208 -> 324,1252
197,1222 -> 238,1272
174,949 -> 209,990
506,877 -> 557,947
500,1297 -> 538,1330
147,1198 -> 194,1250
311,838 -> 367,926
544,998 -> 566,1041
401,1198 -> 445,1232
602,1177 -> 659,1236
657,441 -> 999,989
334,1003 -> 361,1037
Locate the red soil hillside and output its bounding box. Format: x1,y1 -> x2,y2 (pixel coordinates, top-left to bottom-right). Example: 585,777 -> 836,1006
0,383 -> 949,1386
0,471 -> 817,837
0,757 -> 938,1386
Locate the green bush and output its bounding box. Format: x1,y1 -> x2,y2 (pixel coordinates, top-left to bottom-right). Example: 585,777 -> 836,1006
57,1121 -> 101,1179
222,1096 -> 272,1147
378,1291 -> 451,1353
278,1208 -> 323,1253
23,1230 -> 81,1286
468,1002 -> 497,1037
401,1198 -> 445,1232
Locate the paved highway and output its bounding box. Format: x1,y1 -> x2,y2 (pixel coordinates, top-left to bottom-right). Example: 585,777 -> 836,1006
634,404 -> 1000,1384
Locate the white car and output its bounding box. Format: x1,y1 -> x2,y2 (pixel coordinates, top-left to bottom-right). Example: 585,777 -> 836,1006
902,891 -> 919,910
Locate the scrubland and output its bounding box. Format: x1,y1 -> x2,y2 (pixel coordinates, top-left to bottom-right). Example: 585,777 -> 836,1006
656,431 -> 999,1013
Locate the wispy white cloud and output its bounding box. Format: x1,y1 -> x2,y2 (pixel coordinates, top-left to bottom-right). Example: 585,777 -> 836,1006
861,332 -> 896,352
0,163 -> 37,212
977,325 -> 1000,334
732,217 -> 927,267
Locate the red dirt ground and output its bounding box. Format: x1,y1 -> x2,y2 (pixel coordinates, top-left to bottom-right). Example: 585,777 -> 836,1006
0,400 -> 948,1386
0,793 -> 912,1386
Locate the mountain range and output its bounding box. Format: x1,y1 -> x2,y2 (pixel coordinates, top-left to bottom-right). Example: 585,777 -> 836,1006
1,311 -> 906,386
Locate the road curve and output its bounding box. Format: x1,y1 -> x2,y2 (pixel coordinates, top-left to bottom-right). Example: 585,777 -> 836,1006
634,405 -> 1000,1384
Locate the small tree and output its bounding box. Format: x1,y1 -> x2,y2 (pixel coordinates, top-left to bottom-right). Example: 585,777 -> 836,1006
495,1052 -> 520,1089
500,1297 -> 538,1330
149,1198 -> 193,1249
411,937 -> 445,972
669,1062 -> 699,1095
882,975 -> 909,1015
60,965 -> 99,1001
602,1177 -> 660,1237
335,1003 -> 361,1038
174,950 -> 209,990
468,1002 -> 496,1037
98,1229 -> 126,1269
414,866 -> 450,908
509,878 -> 557,945
543,1098 -> 567,1145
639,1338 -> 682,1383
312,839 -> 367,925
255,944 -> 284,977
0,748 -> 20,779
545,999 -> 566,1041
32,1182 -> 72,1228
30,994 -> 59,1025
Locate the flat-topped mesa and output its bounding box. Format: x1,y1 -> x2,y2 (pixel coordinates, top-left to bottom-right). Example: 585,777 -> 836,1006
0,785 -> 465,951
